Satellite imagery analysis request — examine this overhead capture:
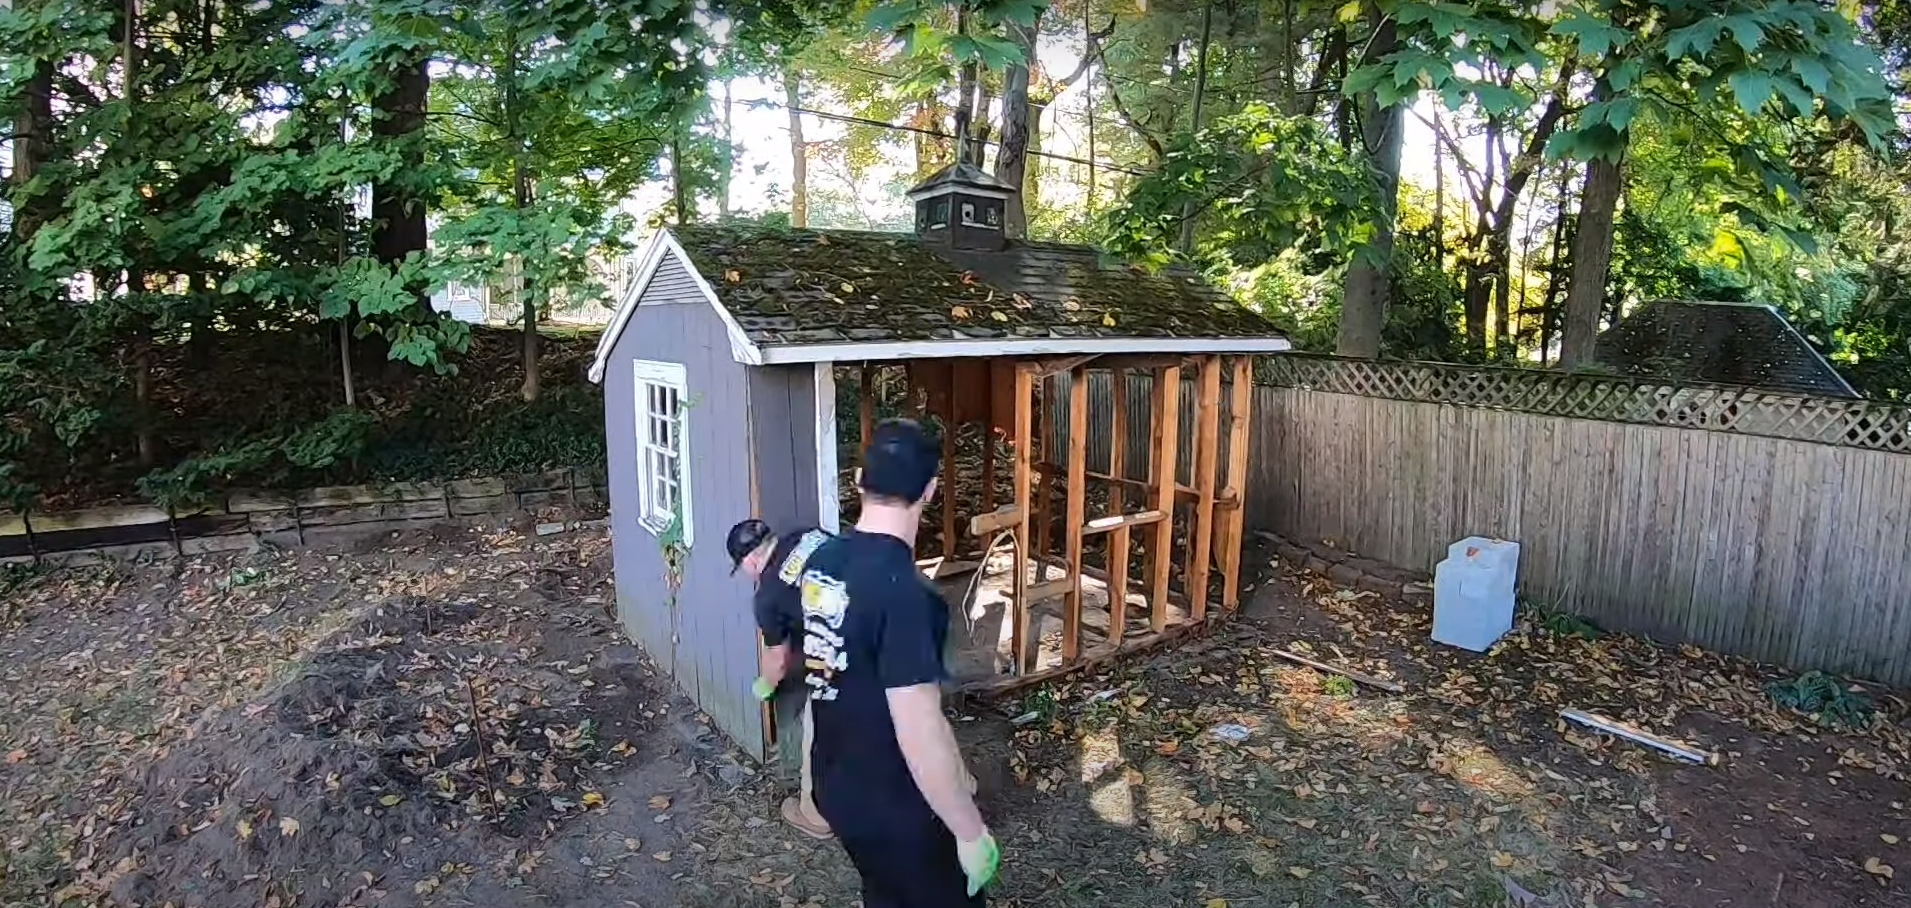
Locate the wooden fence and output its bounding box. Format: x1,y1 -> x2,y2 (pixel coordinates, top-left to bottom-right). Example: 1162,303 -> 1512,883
1087,355 -> 1911,685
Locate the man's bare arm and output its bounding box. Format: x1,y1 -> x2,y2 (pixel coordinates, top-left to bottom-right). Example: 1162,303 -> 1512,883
887,682 -> 985,840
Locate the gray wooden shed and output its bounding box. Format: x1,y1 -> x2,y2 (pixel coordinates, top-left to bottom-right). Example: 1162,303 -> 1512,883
588,165 -> 1292,758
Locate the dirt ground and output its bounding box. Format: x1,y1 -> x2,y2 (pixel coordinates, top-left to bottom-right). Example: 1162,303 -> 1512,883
6,527 -> 1911,908
0,518 -> 743,908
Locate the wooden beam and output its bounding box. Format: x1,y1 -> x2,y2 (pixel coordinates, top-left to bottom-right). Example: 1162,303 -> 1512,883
1084,510 -> 1166,535
1024,353 -> 1103,377
1062,366 -> 1089,663
1220,356 -> 1253,610
1033,461 -> 1198,498
939,363 -> 957,560
1187,356 -> 1222,621
1031,380 -> 1053,581
1010,364 -> 1036,675
969,504 -> 1021,537
1147,364 -> 1182,633
1020,576 -> 1074,604
859,362 -> 876,451
1093,353 -> 1196,372
981,426 -> 997,513
1107,366 -> 1131,643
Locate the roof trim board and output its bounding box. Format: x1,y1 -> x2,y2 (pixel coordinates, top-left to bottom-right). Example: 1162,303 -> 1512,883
588,230 -> 762,383
588,229 -> 1292,384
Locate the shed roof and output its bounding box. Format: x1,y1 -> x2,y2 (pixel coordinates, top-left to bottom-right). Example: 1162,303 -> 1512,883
589,224 -> 1289,378
1593,300 -> 1858,398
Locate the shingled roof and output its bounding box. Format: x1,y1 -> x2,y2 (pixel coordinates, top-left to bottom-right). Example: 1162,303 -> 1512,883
590,224 -> 1289,375
1594,300 -> 1858,398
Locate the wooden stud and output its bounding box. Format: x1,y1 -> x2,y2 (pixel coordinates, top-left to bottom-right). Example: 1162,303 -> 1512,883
1148,364 -> 1182,633
1107,367 -> 1131,641
1084,510 -> 1166,535
940,363 -> 958,560
1187,356 -> 1223,621
860,362 -> 876,451
1031,379 -> 1053,581
981,427 -> 997,513
1062,366 -> 1089,663
1010,364 -> 1036,675
1220,356 -> 1254,610
1024,353 -> 1104,377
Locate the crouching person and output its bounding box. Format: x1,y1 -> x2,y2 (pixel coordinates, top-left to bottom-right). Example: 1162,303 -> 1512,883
726,517 -> 833,839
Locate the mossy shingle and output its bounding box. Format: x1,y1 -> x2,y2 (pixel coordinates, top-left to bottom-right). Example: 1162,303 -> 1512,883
671,224 -> 1282,348
1594,300 -> 1857,398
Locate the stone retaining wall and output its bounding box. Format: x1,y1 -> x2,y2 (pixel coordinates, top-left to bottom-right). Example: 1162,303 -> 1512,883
1,467 -> 608,565
1260,531 -> 1433,602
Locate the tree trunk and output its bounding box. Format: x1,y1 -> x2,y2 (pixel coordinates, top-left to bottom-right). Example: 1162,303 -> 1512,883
671,135 -> 690,225
372,55 -> 429,311
1023,99 -> 1047,221
1176,0 -> 1215,255
503,28 -> 540,402
1336,12 -> 1401,359
1432,136 -> 1444,270
1559,153 -> 1622,369
1540,166 -> 1571,364
1491,234 -> 1512,356
10,55 -> 52,240
785,71 -> 807,227
718,79 -> 733,220
997,16 -> 1039,238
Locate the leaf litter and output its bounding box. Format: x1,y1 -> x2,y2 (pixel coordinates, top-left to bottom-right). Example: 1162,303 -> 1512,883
0,519 -> 719,908
686,544 -> 1911,908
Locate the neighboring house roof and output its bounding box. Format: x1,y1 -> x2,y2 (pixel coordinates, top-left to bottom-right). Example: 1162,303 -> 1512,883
589,225 -> 1290,380
1593,299 -> 1859,398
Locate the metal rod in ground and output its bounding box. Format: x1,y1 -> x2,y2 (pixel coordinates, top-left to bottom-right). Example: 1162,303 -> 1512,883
1559,708 -> 1719,765
1269,648 -> 1405,693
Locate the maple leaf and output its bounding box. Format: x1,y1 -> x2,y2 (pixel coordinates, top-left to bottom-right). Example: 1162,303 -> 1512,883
951,305 -> 972,320
279,816 -> 300,837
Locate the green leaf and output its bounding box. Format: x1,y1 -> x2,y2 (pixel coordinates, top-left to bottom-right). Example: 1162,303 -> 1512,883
1721,15 -> 1766,54
1789,56 -> 1832,95
1550,11 -> 1630,59
1336,1 -> 1362,24
1664,20 -> 1724,60
1727,70 -> 1773,115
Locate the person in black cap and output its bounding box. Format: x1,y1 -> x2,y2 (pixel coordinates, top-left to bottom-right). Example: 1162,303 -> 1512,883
795,418 -> 999,908
725,516 -> 834,839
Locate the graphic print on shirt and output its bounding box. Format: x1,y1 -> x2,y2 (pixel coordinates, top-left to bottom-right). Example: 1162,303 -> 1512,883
799,568 -> 851,701
777,529 -> 830,585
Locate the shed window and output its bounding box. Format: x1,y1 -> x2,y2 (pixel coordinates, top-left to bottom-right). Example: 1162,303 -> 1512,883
632,359 -> 693,545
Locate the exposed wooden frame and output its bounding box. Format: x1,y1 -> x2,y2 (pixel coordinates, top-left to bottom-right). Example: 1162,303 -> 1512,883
1061,366 -> 1089,662
1025,353 -> 1104,377
1220,356 -> 1253,609
1148,364 -> 1182,633
1032,462 -> 1201,498
1031,380 -> 1053,583
860,362 -> 876,450
1187,356 -> 1223,621
1010,363 -> 1036,675
939,363 -> 958,560
1106,367 -> 1131,642
1085,510 -> 1165,535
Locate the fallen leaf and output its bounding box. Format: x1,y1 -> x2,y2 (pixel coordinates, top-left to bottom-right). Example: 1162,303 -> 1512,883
725,269 -> 741,283
1204,899 -> 1228,908
951,306 -> 972,319
4,749 -> 26,764
1490,851 -> 1514,868
279,817 -> 300,838
1062,298 -> 1082,311
652,852 -> 673,862
582,792 -> 606,808
990,310 -> 1009,322
1866,857 -> 1894,879
1884,834 -> 1902,845
378,794 -> 403,807
1102,312 -> 1117,327
1288,867 -> 1312,879
236,818 -> 254,840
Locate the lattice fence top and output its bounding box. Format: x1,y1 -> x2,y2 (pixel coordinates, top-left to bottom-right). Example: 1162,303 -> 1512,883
1263,354 -> 1911,455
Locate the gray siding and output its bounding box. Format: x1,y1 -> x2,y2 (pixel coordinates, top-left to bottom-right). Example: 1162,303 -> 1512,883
749,366 -> 823,533
648,255 -> 704,301
605,251 -> 766,757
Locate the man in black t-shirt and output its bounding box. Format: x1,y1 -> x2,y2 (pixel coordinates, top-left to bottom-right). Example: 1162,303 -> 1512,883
727,518 -> 835,839
797,419 -> 998,907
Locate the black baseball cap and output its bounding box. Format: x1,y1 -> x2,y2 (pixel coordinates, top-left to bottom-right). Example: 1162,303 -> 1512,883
860,418 -> 941,502
725,518 -> 774,574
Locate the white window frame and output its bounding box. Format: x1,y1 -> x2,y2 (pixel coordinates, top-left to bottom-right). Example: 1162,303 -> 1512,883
632,359 -> 693,546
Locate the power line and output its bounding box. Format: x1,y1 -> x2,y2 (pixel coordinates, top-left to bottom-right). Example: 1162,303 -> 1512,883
745,98 -> 1153,177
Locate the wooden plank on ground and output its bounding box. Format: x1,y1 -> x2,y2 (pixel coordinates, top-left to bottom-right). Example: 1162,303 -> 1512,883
1148,364 -> 1183,633
1062,366 -> 1089,663
1011,364 -> 1036,675
1107,367 -> 1131,641
1220,356 -> 1254,609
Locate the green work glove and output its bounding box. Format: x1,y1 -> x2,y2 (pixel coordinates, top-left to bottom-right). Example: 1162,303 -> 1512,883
956,830 -> 1000,896
752,676 -> 775,701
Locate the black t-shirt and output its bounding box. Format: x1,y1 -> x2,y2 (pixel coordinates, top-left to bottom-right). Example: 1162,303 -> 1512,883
798,529 -> 950,835
753,527 -> 830,646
